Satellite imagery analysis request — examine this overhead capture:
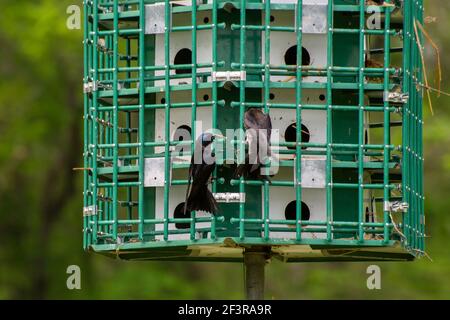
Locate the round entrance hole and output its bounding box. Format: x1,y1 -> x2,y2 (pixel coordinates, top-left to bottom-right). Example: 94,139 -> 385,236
284,46 -> 311,66
174,48 -> 192,75
284,123 -> 310,150
174,202 -> 190,229
284,200 -> 311,221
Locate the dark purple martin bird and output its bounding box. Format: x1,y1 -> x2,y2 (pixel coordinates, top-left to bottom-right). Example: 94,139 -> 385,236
184,132 -> 219,215
234,108 -> 272,181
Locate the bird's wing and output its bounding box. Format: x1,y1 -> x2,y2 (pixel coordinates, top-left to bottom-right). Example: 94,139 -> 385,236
244,109 -> 271,128
244,111 -> 258,130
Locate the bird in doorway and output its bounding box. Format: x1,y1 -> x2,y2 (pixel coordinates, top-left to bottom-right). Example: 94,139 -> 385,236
234,108 -> 273,181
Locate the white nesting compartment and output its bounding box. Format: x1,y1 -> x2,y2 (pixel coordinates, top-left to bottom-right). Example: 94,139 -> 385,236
266,89 -> 327,160
266,158 -> 375,240
267,186 -> 327,240
154,10 -> 212,87
155,183 -> 212,241
154,89 -> 213,155
267,185 -> 377,240
267,157 -> 326,239
261,0 -> 328,83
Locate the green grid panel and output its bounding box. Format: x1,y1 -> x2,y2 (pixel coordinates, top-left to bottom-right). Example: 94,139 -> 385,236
82,0 -> 425,262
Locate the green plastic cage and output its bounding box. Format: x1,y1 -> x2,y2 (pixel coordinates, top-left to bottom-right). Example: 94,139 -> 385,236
83,0 -> 426,262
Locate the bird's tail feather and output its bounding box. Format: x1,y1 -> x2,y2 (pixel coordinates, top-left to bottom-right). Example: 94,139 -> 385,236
186,185 -> 218,215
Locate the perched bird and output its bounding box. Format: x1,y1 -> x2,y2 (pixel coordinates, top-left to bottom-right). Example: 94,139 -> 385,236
234,108 -> 272,181
184,132 -> 219,215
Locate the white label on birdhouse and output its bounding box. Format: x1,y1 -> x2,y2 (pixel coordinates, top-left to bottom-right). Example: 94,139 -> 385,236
300,3 -> 328,34
212,71 -> 246,82
294,158 -> 326,188
144,157 -> 168,187
145,3 -> 170,35
214,193 -> 246,203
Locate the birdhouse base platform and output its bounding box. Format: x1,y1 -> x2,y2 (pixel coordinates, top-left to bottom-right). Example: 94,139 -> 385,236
90,238 -> 415,262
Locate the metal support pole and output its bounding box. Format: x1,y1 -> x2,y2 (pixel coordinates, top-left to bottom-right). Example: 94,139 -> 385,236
244,251 -> 267,300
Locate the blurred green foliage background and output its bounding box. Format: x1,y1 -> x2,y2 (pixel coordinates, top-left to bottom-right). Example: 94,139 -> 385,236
0,0 -> 449,299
